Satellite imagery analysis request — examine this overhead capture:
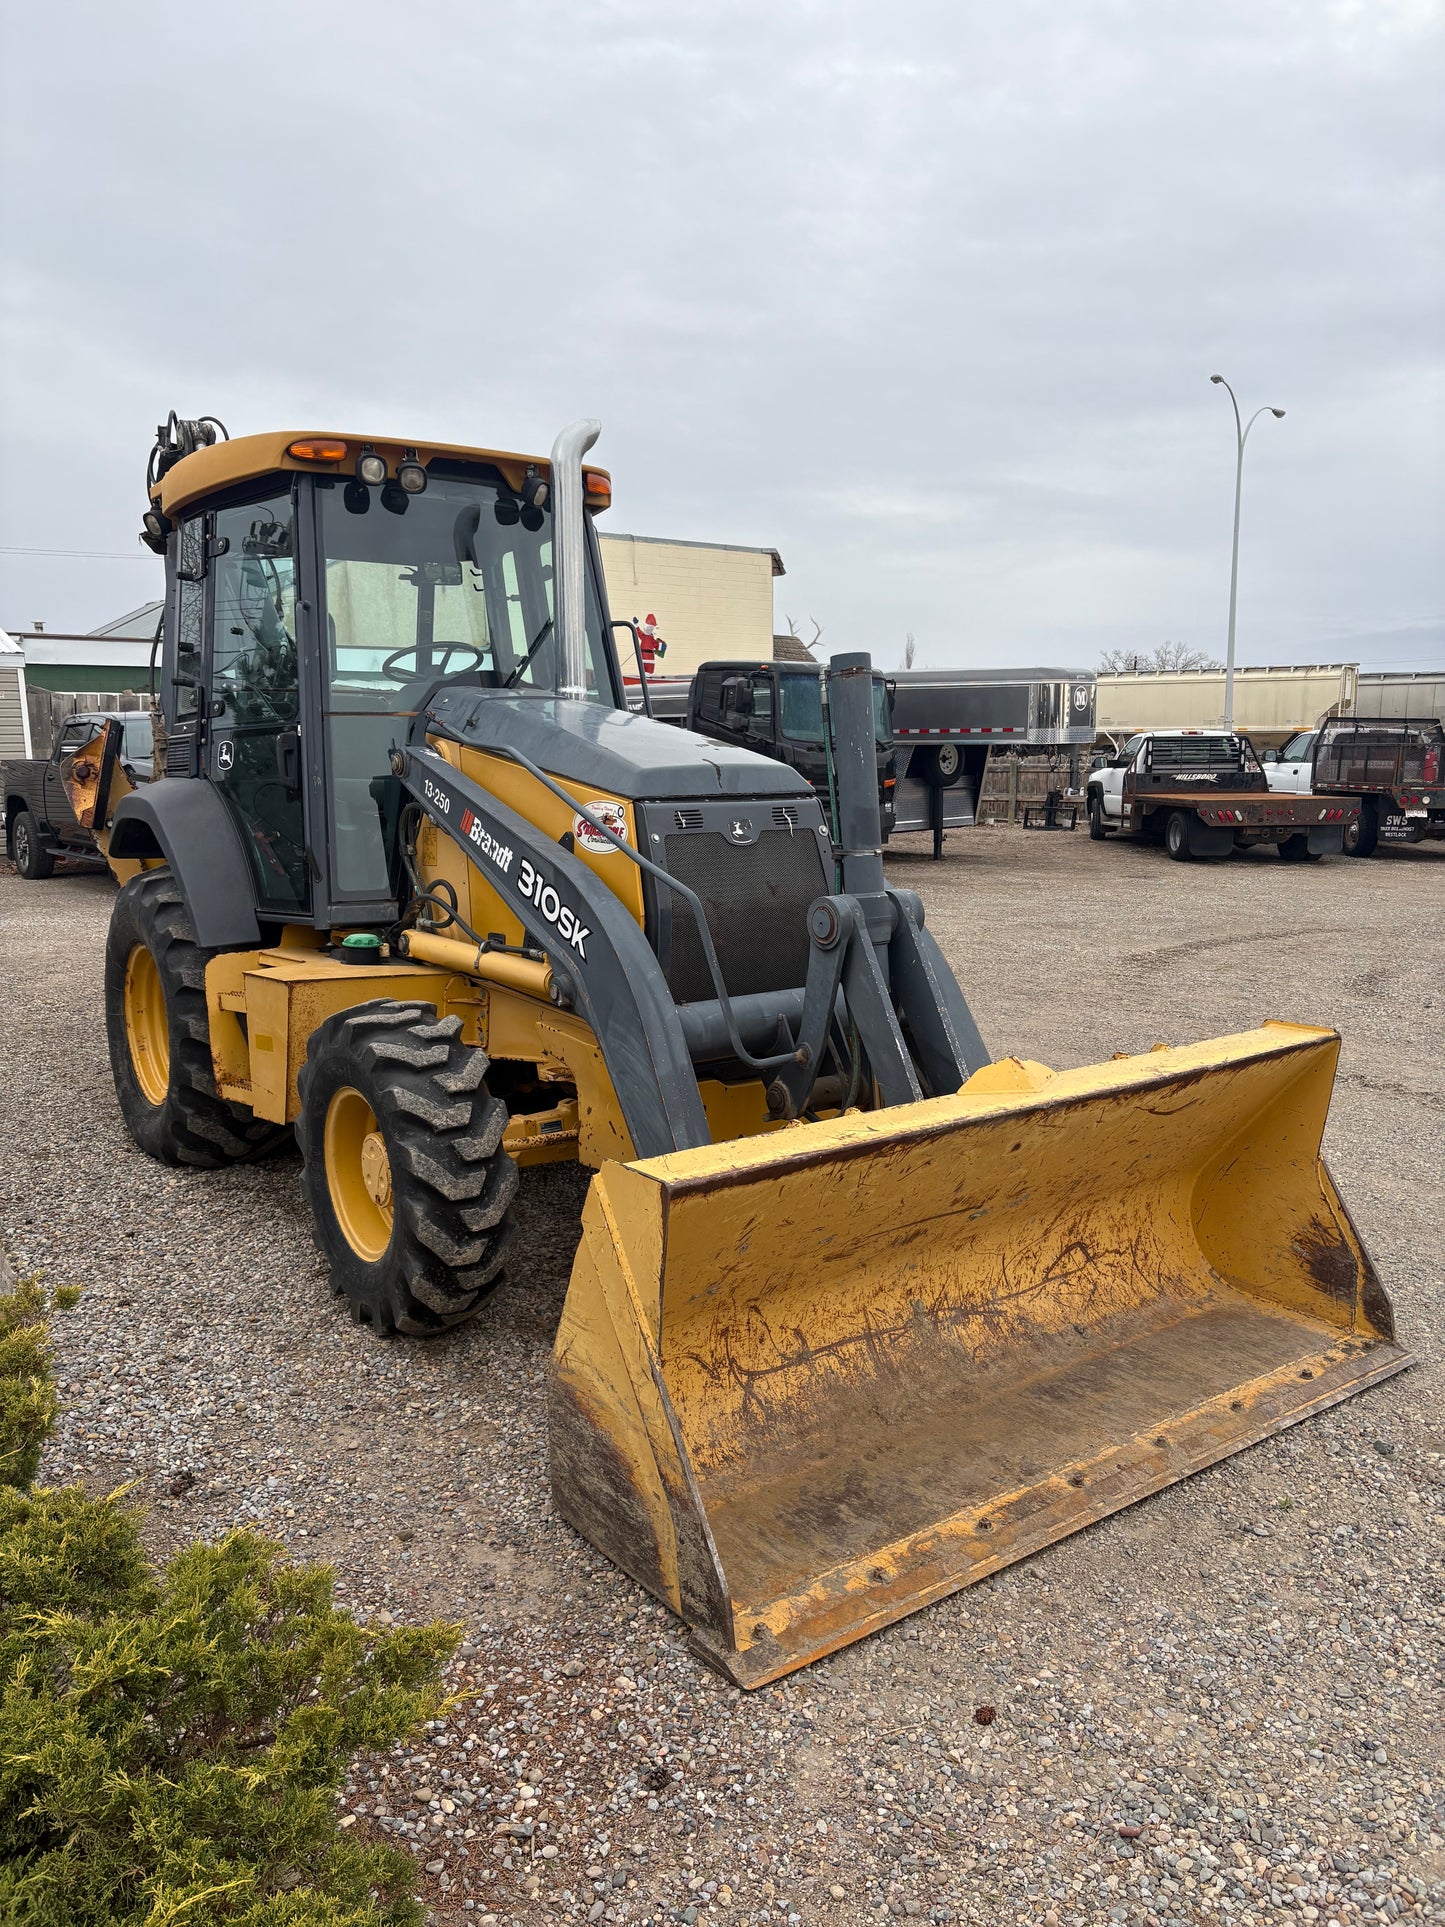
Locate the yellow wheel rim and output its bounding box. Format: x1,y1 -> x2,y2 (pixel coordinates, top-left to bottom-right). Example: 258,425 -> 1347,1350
123,943 -> 170,1106
324,1086 -> 394,1263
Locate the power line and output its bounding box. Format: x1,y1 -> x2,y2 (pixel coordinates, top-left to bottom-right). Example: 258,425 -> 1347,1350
0,545 -> 153,561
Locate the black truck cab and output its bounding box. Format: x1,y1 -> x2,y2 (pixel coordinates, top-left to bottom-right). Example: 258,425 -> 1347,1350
685,660 -> 896,835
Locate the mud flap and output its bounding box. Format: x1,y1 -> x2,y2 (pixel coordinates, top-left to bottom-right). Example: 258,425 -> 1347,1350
549,1023 -> 1411,1687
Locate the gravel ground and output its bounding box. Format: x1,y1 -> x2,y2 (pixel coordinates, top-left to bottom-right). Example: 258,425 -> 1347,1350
2,826 -> 1442,1927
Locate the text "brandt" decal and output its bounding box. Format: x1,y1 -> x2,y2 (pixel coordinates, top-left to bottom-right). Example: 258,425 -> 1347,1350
459,809 -> 514,876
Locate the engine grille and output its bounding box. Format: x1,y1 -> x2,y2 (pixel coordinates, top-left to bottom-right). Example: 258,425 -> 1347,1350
661,826 -> 828,1003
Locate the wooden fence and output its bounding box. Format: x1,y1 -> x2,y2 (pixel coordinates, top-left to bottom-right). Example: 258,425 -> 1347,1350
24,688 -> 152,760
976,747 -> 1084,823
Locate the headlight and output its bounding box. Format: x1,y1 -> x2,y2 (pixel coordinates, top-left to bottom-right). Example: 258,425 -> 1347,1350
397,451 -> 428,494
357,449 -> 386,486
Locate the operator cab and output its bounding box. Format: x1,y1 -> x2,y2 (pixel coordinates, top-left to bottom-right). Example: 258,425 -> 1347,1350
153,434 -> 623,929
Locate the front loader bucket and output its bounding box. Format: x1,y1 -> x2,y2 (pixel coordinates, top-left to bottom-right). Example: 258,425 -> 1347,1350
549,1022 -> 1411,1686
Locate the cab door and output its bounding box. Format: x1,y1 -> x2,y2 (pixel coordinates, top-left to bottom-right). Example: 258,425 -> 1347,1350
1271,732 -> 1316,794
1097,736 -> 1141,818
746,671 -> 778,756
205,489 -> 311,915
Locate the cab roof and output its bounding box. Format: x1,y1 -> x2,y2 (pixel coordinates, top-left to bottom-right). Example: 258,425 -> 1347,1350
152,430 -> 610,520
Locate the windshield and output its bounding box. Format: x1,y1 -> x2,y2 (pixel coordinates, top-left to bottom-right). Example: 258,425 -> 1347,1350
778,673 -> 891,746
316,466 -> 616,898
317,466 -> 613,699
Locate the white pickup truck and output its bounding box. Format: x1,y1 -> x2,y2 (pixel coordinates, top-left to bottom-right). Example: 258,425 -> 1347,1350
1086,729 -> 1355,861
1264,717 -> 1445,857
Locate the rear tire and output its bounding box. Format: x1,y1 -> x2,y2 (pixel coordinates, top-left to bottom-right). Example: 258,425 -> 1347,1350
297,1001 -> 519,1337
1165,811 -> 1194,862
1277,834 -> 1320,863
1344,799 -> 1378,858
12,809 -> 55,880
105,871 -> 292,1167
1087,793 -> 1108,840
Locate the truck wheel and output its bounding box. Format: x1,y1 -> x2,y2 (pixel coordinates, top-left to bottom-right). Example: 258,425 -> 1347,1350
922,744 -> 964,787
1344,799 -> 1378,858
297,1002 -> 519,1337
1165,811 -> 1194,862
1277,833 -> 1320,863
105,871 -> 292,1167
1087,793 -> 1108,840
12,809 -> 55,880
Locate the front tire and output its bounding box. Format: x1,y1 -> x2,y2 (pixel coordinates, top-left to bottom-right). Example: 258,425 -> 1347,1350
104,871 -> 292,1166
12,809 -> 55,879
1087,793 -> 1108,840
1344,799 -> 1378,858
297,1001 -> 519,1337
1165,811 -> 1194,862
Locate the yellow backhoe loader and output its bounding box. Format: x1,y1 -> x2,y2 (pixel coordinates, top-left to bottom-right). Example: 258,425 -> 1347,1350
83,411 -> 1409,1686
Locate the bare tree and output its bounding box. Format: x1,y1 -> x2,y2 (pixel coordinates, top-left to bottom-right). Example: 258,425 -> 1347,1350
809,619 -> 824,650
902,631 -> 916,669
1098,642 -> 1224,674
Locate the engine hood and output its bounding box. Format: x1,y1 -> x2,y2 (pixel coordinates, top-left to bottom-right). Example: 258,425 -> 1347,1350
419,689 -> 814,802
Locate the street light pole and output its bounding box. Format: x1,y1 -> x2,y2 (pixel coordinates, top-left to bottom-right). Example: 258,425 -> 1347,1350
1210,376 -> 1285,731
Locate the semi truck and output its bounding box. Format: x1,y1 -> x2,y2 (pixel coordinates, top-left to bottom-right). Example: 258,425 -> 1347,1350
1264,716 -> 1445,857
1086,729 -> 1356,861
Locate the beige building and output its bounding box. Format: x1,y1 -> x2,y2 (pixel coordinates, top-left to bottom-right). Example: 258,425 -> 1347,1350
600,533 -> 784,677
1096,664 -> 1359,746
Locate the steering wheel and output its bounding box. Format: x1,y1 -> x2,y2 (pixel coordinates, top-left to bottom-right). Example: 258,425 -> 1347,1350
380,642 -> 486,684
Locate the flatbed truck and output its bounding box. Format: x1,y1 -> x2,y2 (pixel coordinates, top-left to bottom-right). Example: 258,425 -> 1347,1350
1087,729 -> 1356,861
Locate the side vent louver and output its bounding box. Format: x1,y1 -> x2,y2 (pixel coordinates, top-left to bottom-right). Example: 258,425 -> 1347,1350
674,808 -> 704,830
772,805 -> 800,830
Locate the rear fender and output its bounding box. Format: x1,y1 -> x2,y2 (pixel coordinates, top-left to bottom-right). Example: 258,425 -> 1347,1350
109,781 -> 262,948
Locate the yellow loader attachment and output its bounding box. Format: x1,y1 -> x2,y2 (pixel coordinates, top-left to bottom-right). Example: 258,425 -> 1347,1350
551,1021 -> 1410,1686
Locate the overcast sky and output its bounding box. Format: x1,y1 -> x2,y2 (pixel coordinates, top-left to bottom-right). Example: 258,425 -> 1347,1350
2,0 -> 1441,670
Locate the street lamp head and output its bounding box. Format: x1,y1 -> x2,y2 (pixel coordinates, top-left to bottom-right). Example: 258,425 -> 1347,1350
1271,408 -> 1285,418
1210,374 -> 1224,384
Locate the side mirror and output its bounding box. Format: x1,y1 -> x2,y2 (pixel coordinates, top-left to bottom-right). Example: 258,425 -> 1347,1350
1261,748 -> 1278,764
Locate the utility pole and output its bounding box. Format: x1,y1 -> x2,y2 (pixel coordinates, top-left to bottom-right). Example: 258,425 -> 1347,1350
1210,376 -> 1285,730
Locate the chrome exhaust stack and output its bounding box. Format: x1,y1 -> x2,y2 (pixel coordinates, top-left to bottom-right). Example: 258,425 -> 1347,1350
550,417 -> 601,702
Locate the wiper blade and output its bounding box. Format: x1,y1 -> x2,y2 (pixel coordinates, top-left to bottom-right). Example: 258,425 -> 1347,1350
502,615 -> 554,690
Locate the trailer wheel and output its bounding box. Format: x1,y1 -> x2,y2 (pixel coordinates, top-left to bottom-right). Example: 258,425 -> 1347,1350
1087,793 -> 1108,840
105,871 -> 292,1167
11,809 -> 55,880
1344,799 -> 1378,858
1165,811 -> 1194,862
297,1001 -> 519,1337
921,743 -> 964,786
1277,834 -> 1320,863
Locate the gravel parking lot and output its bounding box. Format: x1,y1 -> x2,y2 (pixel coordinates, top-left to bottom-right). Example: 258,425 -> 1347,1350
2,827 -> 1442,1927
